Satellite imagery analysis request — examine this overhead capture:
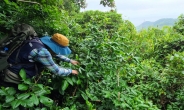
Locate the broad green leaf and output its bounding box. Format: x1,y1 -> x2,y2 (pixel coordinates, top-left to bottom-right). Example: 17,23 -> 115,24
17,93 -> 30,100
34,89 -> 48,96
62,107 -> 70,110
30,94 -> 39,106
62,80 -> 69,91
86,100 -> 93,109
24,79 -> 31,85
81,92 -> 88,100
71,104 -> 77,110
26,98 -> 34,107
20,100 -> 27,107
2,103 -> 9,108
0,88 -> 7,96
4,0 -> 11,4
11,100 -> 21,109
41,108 -> 47,110
66,77 -> 73,85
136,104 -> 149,108
37,84 -> 44,89
7,87 -> 16,95
77,79 -> 81,85
86,90 -> 99,101
39,96 -> 53,107
18,84 -> 28,91
19,69 -> 26,80
72,76 -> 77,82
5,95 -> 15,103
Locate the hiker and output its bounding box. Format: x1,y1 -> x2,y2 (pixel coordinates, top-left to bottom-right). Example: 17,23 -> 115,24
2,33 -> 79,86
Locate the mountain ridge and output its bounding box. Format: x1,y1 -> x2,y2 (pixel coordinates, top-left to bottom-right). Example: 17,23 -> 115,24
136,18 -> 177,31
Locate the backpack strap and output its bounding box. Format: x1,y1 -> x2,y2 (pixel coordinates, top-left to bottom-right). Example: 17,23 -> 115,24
15,40 -> 27,64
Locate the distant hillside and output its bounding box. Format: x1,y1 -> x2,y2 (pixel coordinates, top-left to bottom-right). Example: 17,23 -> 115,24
136,18 -> 177,31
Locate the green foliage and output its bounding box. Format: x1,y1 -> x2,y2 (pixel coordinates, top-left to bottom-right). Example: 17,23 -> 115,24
0,69 -> 54,109
0,0 -> 19,32
100,0 -> 116,8
0,0 -> 74,37
173,14 -> 184,35
0,0 -> 184,109
69,10 -> 136,42
154,39 -> 184,65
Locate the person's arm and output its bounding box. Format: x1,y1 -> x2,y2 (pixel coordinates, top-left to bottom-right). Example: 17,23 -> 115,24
29,48 -> 78,76
55,55 -> 71,62
56,54 -> 79,65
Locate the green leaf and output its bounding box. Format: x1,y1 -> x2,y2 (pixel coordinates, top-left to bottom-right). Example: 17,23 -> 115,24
17,93 -> 30,100
77,79 -> 81,85
86,90 -> 99,101
39,96 -> 53,107
136,104 -> 149,108
19,69 -> 26,80
86,100 -> 93,109
18,84 -> 28,91
30,94 -> 39,106
26,98 -> 34,107
62,80 -> 69,91
4,0 -> 10,4
11,100 -> 21,109
20,100 -> 27,108
0,88 -> 7,96
37,84 -> 44,89
34,89 -> 48,96
81,92 -> 88,100
7,87 -> 16,95
41,108 -> 47,110
2,103 -> 9,108
66,77 -> 73,85
24,79 -> 31,85
72,76 -> 77,82
6,95 -> 15,103
61,107 -> 70,110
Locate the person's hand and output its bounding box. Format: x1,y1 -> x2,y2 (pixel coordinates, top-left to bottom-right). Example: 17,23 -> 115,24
70,60 -> 79,65
72,70 -> 78,75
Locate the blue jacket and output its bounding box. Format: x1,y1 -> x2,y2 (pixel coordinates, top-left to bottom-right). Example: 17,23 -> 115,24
8,38 -> 45,78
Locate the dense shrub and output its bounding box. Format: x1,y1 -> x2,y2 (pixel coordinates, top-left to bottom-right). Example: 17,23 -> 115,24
0,0 -> 184,109
173,14 -> 184,35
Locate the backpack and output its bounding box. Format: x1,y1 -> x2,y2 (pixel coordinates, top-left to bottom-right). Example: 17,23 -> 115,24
0,23 -> 37,72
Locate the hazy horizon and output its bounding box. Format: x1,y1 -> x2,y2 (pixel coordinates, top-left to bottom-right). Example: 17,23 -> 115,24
81,0 -> 184,26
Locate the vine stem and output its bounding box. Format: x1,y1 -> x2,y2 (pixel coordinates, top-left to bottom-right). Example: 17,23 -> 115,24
35,73 -> 42,84
72,86 -> 78,96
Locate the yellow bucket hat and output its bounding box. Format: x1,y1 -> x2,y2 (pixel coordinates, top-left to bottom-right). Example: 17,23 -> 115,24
40,33 -> 71,55
51,33 -> 69,46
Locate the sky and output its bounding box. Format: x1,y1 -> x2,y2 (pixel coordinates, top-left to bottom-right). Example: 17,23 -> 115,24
81,0 -> 184,26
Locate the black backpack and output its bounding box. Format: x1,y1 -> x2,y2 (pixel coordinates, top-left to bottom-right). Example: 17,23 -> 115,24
0,23 -> 37,72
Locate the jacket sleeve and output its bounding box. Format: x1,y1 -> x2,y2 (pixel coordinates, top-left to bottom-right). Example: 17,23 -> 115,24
55,54 -> 71,62
29,48 -> 72,76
